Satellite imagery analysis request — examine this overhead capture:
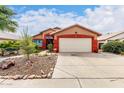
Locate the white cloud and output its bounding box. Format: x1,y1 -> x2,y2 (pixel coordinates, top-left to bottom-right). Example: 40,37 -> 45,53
84,5 -> 124,33
15,6 -> 124,35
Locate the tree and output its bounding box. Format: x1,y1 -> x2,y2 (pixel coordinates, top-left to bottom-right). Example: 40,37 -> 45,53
20,28 -> 37,61
0,5 -> 18,32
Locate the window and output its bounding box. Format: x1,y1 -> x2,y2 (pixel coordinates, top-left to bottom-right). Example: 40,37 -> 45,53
33,40 -> 42,46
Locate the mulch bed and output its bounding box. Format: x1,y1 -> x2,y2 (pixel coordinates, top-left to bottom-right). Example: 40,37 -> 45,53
0,54 -> 57,79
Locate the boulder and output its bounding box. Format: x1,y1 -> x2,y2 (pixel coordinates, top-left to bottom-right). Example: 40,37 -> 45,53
1,60 -> 15,70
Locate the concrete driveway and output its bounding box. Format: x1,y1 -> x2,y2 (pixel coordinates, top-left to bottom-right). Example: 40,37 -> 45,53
52,52 -> 124,79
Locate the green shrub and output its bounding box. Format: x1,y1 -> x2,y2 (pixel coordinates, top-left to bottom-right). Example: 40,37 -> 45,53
0,40 -> 21,56
47,43 -> 53,52
20,29 -> 38,60
102,41 -> 124,54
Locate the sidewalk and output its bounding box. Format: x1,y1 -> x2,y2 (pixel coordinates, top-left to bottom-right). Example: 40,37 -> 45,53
1,79 -> 124,88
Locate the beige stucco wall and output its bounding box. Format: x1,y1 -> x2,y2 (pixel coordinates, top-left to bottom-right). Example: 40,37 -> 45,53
54,26 -> 98,39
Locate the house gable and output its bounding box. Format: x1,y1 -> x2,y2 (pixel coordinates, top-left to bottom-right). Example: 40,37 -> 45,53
32,28 -> 56,40
54,25 -> 100,39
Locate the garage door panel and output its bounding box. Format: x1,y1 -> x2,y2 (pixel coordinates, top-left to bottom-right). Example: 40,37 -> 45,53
59,38 -> 92,52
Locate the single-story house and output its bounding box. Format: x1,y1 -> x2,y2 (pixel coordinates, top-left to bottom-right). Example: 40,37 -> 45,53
98,31 -> 124,49
0,32 -> 20,42
32,24 -> 101,53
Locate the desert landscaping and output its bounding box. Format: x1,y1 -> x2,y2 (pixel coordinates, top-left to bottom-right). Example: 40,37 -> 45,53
0,52 -> 57,80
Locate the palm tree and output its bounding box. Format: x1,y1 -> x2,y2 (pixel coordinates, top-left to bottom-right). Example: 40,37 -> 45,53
0,5 -> 18,32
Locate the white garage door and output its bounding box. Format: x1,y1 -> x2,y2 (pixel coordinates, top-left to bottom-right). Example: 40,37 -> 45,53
59,38 -> 92,52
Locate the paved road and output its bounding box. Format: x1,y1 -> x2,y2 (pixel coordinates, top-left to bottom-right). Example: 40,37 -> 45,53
52,52 -> 124,79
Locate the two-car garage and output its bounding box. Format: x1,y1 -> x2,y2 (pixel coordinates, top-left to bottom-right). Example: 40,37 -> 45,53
52,24 -> 101,53
59,38 -> 92,52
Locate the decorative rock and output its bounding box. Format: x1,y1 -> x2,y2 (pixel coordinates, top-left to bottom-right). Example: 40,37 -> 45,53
48,57 -> 52,60
38,51 -> 48,57
23,75 -> 28,80
47,53 -> 51,56
47,73 -> 51,78
40,70 -> 44,75
12,75 -> 24,80
50,68 -> 54,71
1,76 -> 10,79
12,75 -> 19,80
28,75 -> 35,79
42,74 -> 47,78
0,76 -> 3,79
47,71 -> 53,78
8,76 -> 15,79
35,75 -> 42,79
0,76 -> 4,79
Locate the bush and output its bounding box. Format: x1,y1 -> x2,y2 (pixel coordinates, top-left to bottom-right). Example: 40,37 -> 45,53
102,41 -> 124,54
47,43 -> 53,52
20,29 -> 38,60
0,40 -> 21,56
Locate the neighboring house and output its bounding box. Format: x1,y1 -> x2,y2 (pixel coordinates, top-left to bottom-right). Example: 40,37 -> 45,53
32,24 -> 101,53
0,32 -> 20,42
98,31 -> 124,49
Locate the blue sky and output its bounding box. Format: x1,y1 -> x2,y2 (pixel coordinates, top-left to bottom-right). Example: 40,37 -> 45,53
7,5 -> 124,35
9,5 -> 99,15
